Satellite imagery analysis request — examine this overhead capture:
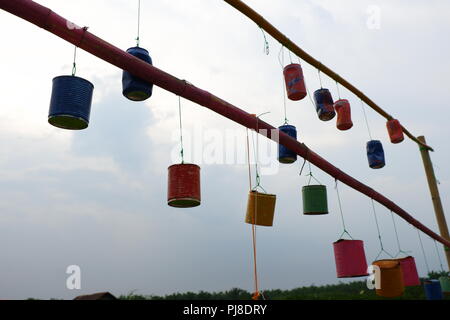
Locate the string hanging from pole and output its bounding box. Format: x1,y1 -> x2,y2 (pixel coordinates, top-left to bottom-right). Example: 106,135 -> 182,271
299,157 -> 307,177
247,114 -> 270,301
259,27 -> 269,55
71,46 -> 77,76
250,125 -> 262,191
360,100 -> 373,140
318,69 -> 323,88
246,128 -> 253,191
371,199 -> 393,260
178,96 -> 184,164
335,180 -> 353,240
305,161 -> 322,186
278,45 -> 288,124
136,0 -> 141,47
250,112 -> 270,193
433,239 -> 445,272
390,211 -> 410,257
246,126 -> 260,300
417,228 -> 431,275
305,83 -> 317,113
335,81 -> 341,100
334,180 -> 352,239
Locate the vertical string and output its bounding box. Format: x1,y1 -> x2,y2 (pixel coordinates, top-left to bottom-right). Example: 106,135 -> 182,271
390,211 -> 407,257
246,127 -> 259,300
251,212 -> 259,300
71,46 -> 77,76
417,229 -> 431,275
252,119 -> 259,298
335,180 -> 352,240
371,199 -> 392,260
248,112 -> 270,300
335,81 -> 341,100
251,128 -> 259,189
433,239 -> 445,272
318,70 -> 323,88
360,100 -> 373,140
260,27 -> 269,55
246,129 -> 253,191
307,162 -> 312,185
305,83 -> 317,112
250,113 -> 270,192
278,45 -> 288,124
178,96 -> 184,164
136,0 -> 141,47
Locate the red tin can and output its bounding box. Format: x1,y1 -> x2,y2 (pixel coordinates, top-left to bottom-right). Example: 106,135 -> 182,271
386,119 -> 404,144
334,99 -> 353,131
283,63 -> 307,101
167,163 -> 201,208
333,239 -> 368,278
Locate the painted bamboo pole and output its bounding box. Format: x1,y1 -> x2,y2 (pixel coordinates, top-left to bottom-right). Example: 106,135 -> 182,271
418,136 -> 450,270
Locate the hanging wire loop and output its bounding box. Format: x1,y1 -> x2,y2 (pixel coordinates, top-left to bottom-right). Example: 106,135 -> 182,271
259,27 -> 269,55
250,112 -> 270,194
71,46 -> 77,76
335,179 -> 353,240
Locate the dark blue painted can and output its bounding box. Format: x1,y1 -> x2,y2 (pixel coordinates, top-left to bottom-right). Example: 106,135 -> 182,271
122,46 -> 153,101
313,88 -> 335,121
367,140 -> 385,169
424,279 -> 444,300
278,124 -> 297,164
48,75 -> 94,130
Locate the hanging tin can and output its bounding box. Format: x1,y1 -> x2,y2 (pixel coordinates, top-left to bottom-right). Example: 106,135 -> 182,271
48,75 -> 94,130
334,99 -> 353,131
424,279 -> 444,300
122,47 -> 153,101
396,256 -> 420,287
278,124 -> 297,164
386,119 -> 404,144
313,88 -> 335,121
439,276 -> 450,294
283,63 -> 307,101
372,259 -> 405,298
167,163 -> 201,208
302,185 -> 328,215
245,190 -> 276,227
333,239 -> 369,278
367,140 -> 385,169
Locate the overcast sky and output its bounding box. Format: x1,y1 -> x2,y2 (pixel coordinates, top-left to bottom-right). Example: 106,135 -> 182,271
1,0 -> 450,300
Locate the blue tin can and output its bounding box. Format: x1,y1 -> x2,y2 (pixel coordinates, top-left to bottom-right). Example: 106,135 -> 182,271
424,279 -> 444,300
313,88 -> 335,121
48,75 -> 94,130
278,124 -> 297,164
367,140 -> 385,169
122,46 -> 153,101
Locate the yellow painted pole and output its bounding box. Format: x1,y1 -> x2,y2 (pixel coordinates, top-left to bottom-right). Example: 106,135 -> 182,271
418,136 -> 450,270
223,0 -> 433,152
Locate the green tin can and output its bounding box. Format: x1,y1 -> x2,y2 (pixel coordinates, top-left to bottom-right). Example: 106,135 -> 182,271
439,276 -> 450,294
302,185 -> 328,215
